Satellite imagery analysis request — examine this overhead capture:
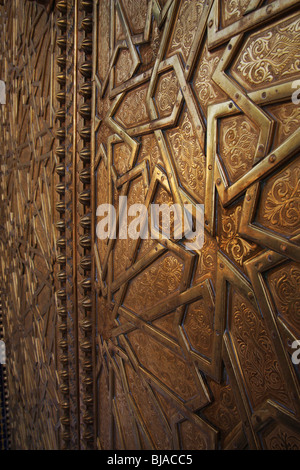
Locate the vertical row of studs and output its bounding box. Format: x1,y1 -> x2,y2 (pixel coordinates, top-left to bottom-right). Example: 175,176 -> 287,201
77,0 -> 94,450
0,291 -> 10,450
55,0 -> 70,450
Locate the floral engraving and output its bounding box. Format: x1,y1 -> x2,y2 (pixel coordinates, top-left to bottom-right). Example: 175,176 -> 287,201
168,112 -> 205,202
263,167 -> 300,230
169,0 -> 206,61
113,142 -> 132,176
156,70 -> 180,117
236,16 -> 300,85
231,293 -> 290,408
269,264 -> 300,334
116,86 -> 148,128
266,426 -> 300,450
194,53 -> 220,107
184,299 -> 214,357
124,255 -> 183,313
122,0 -> 148,33
115,49 -> 134,85
220,206 -> 257,266
220,118 -> 257,182
223,0 -> 251,22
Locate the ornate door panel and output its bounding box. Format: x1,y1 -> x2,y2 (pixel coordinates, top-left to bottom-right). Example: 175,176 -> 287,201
0,0 -> 59,449
92,0 -> 300,451
0,0 -> 300,451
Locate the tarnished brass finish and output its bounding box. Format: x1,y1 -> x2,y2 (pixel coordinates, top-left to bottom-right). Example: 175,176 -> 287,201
92,0 -> 300,451
0,0 -> 299,451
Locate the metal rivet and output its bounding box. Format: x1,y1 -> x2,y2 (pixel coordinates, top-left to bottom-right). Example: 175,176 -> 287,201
209,20 -> 213,28
269,154 -> 276,163
258,144 -> 264,153
216,178 -> 221,186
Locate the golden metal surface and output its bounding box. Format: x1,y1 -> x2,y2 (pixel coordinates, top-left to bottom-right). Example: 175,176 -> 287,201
0,0 -> 299,450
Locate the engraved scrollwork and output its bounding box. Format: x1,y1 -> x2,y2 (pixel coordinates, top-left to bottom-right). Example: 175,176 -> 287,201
269,265 -> 300,332
263,168 -> 300,230
184,300 -> 214,356
122,0 -> 148,34
169,0 -> 206,61
138,134 -> 164,174
168,112 -> 205,202
231,294 -> 290,408
204,381 -> 239,435
194,52 -> 220,107
114,142 -> 132,175
267,428 -> 300,450
124,255 -> 183,312
220,118 -> 257,182
156,70 -> 180,117
115,49 -> 134,85
223,0 -> 251,22
236,16 -> 300,85
116,86 -> 148,128
278,106 -> 300,137
220,206 -> 257,266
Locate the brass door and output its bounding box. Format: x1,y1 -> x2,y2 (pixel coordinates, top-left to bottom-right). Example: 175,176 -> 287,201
0,0 -> 300,450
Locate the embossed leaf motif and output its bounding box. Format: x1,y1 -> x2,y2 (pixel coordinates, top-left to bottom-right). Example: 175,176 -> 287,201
269,429 -> 300,450
278,106 -> 300,137
169,112 -> 205,199
220,206 -> 257,265
221,119 -> 257,180
125,256 -> 183,312
139,134 -> 163,172
117,87 -> 148,128
184,301 -> 214,354
156,71 -> 179,115
224,0 -> 251,21
116,49 -> 134,85
114,143 -> 132,175
123,0 -> 148,33
170,0 -> 206,60
237,17 -> 300,85
194,52 -> 220,106
271,267 -> 300,328
232,297 -> 289,408
263,168 -> 300,229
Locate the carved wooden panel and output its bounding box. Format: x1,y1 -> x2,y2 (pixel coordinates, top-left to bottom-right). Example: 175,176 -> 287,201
0,0 -> 299,451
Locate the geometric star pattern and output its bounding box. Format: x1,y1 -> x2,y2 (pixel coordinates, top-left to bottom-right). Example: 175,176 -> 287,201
0,0 -> 299,450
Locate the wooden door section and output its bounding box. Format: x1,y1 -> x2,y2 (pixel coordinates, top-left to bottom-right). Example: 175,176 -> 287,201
1,0 -> 300,450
